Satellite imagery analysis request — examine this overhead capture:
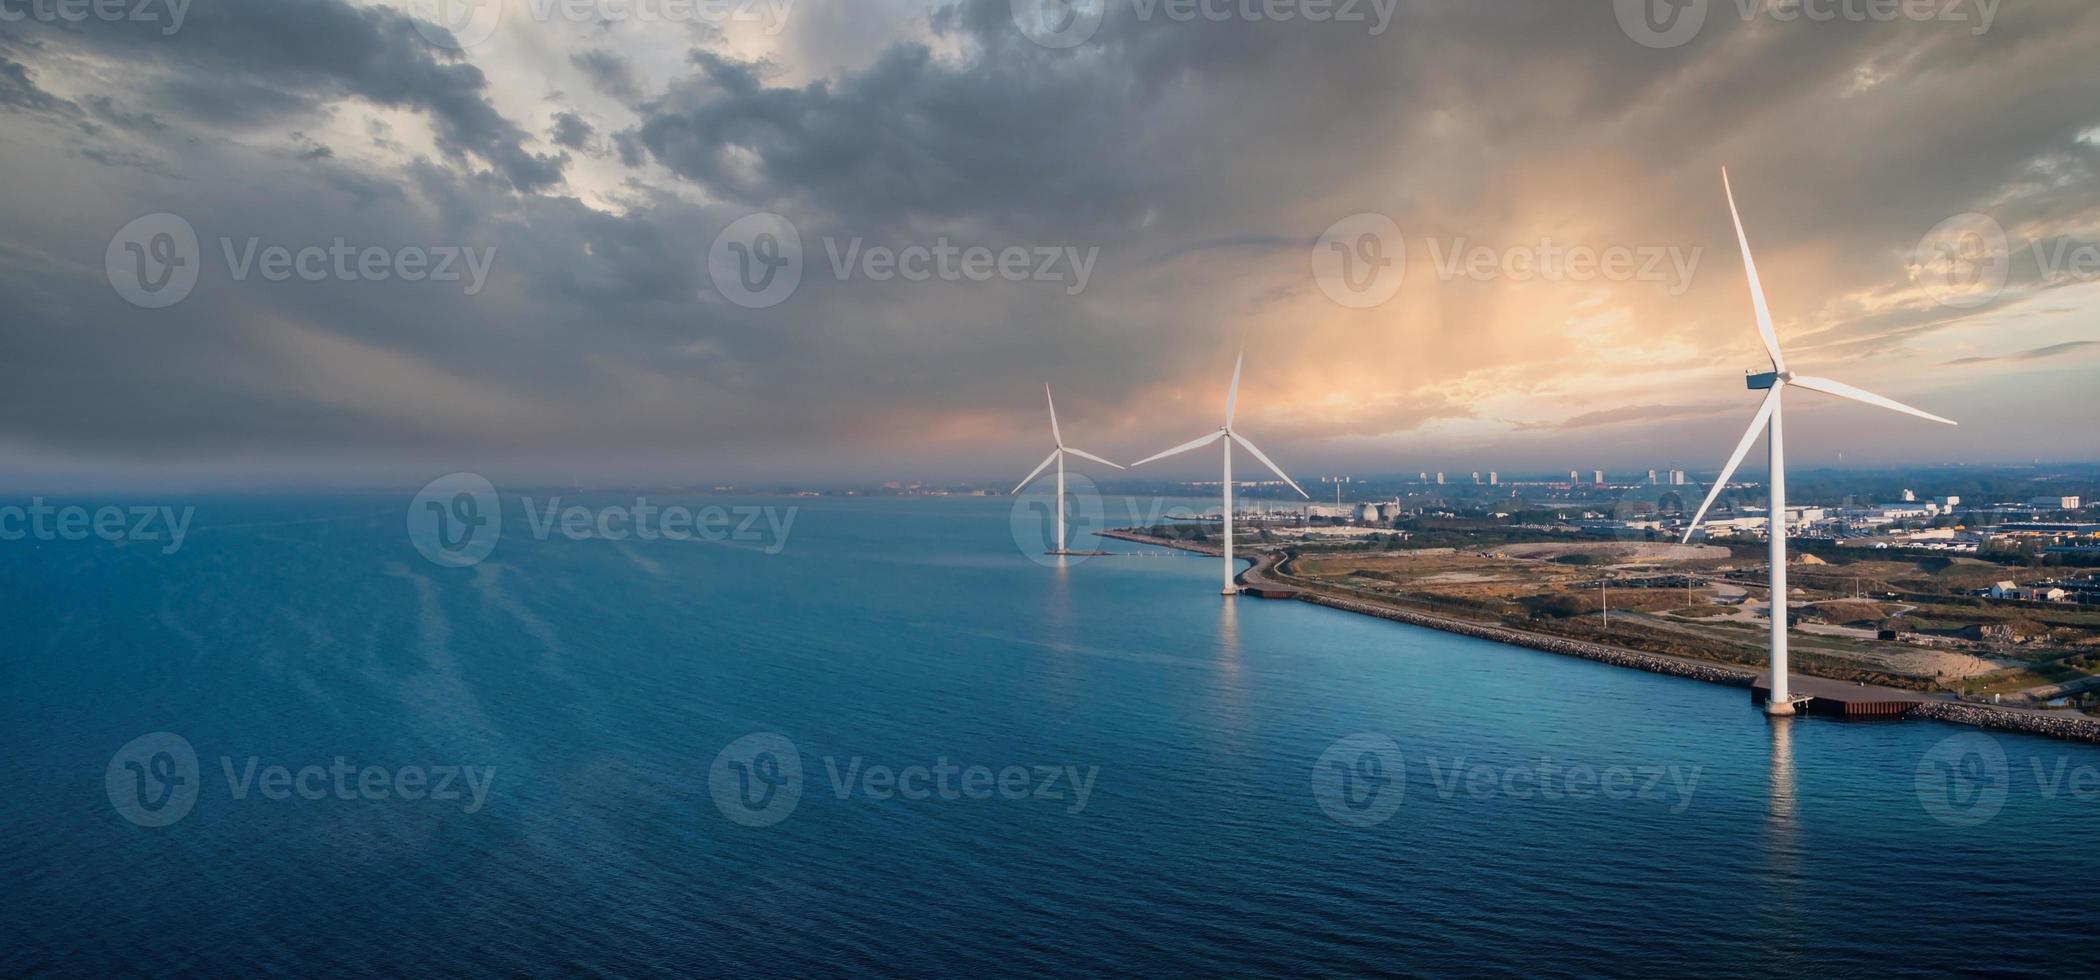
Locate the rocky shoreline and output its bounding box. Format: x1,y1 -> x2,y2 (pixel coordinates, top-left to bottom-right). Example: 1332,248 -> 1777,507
1908,702 -> 2100,744
1298,593 -> 1757,688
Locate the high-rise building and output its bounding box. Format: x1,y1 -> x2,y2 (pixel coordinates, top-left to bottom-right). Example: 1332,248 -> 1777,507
1648,469 -> 1659,484
1669,469 -> 1687,486
1570,470 -> 1580,483
1435,472 -> 1446,485
1592,470 -> 1606,485
1489,472 -> 1499,486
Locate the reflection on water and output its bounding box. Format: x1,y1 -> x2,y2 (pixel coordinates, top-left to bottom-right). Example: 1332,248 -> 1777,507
1769,716 -> 1798,827
1762,716 -> 1803,960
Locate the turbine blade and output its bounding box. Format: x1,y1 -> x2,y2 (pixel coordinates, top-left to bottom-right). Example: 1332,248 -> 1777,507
1062,447 -> 1126,470
1681,388 -> 1782,543
1011,449 -> 1060,495
1229,432 -> 1310,499
1131,430 -> 1226,467
1723,168 -> 1787,374
1225,351 -> 1244,428
1045,384 -> 1062,447
1788,375 -> 1958,426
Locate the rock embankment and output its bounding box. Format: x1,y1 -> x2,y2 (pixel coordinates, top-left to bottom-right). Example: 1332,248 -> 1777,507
1299,593 -> 1756,688
1097,529 -> 1223,557
1909,702 -> 2100,745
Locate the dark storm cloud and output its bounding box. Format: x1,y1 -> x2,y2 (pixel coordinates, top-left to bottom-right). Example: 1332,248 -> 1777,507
572,49 -> 642,103
0,0 -> 2097,482
549,111 -> 595,151
6,0 -> 567,192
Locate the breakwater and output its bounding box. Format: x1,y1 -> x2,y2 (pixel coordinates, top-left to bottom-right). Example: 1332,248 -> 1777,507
1298,593 -> 1756,688
1909,702 -> 2100,745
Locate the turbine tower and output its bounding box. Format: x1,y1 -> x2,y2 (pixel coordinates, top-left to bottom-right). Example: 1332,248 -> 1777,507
1682,169 -> 1958,715
1012,384 -> 1124,555
1132,352 -> 1310,595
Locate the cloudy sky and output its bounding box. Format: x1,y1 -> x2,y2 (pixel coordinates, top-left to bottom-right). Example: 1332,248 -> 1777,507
2,0 -> 2096,488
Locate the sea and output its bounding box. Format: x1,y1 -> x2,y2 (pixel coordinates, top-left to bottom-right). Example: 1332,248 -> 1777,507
3,492 -> 2097,977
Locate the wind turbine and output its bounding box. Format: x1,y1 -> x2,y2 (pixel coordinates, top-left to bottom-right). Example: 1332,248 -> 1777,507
1012,384 -> 1124,555
1682,169 -> 1958,715
1132,352 -> 1310,595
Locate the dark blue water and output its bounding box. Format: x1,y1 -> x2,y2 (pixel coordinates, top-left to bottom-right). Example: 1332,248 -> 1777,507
4,495 -> 2097,977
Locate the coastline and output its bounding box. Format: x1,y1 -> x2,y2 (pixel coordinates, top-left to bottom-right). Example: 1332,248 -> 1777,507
1099,529 -> 2100,745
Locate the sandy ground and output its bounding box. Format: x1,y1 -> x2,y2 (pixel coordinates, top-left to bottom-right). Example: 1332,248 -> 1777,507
1498,542 -> 1732,561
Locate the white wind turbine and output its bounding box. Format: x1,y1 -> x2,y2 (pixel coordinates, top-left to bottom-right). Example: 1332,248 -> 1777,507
1132,352 -> 1310,595
1682,169 -> 1958,715
1013,384 -> 1125,555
